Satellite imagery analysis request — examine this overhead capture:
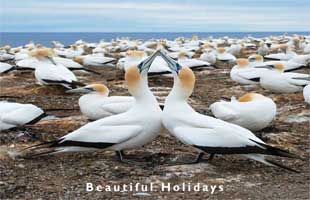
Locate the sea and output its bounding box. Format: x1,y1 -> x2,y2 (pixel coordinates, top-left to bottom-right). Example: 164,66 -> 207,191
1,32 -> 309,47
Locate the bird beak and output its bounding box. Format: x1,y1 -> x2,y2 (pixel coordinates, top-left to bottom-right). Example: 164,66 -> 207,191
158,49 -> 182,73
137,50 -> 160,73
66,86 -> 95,94
254,65 -> 274,69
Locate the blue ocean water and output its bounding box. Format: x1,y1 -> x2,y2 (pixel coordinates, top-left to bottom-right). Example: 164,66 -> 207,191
0,32 -> 309,47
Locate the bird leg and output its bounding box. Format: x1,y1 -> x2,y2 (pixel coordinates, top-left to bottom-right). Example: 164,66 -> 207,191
115,151 -> 147,166
166,152 -> 205,166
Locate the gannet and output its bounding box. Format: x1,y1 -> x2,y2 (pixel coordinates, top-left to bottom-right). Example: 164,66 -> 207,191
230,59 -> 265,85
257,63 -> 310,93
303,84 -> 310,105
74,55 -> 116,67
0,62 -> 15,73
67,84 -> 134,120
0,46 -> 15,61
264,46 -> 297,61
51,41 -> 64,49
216,47 -> 236,62
16,57 -> 38,70
257,41 -> 269,56
177,52 -> 211,69
54,45 -> 84,58
199,49 -> 216,65
25,51 -> 162,163
30,48 -> 83,89
53,56 -> 100,74
158,50 -> 301,172
0,102 -> 45,131
210,93 -> 276,131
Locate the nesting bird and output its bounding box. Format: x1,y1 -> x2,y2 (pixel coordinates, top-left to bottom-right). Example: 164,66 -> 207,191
257,63 -> 310,93
0,102 -> 45,131
29,48 -> 83,89
67,84 -> 134,120
210,93 -> 277,131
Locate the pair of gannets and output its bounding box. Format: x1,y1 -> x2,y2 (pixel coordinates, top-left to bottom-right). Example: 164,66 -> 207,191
210,93 -> 276,131
29,48 -> 84,89
26,51 -> 162,163
256,63 -> 310,93
0,102 -> 45,131
27,50 -> 302,172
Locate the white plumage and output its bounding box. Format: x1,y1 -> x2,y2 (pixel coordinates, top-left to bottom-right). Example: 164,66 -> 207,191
210,93 -> 276,131
0,102 -> 45,131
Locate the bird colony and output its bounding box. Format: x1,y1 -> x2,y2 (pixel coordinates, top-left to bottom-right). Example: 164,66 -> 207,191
0,34 -> 309,193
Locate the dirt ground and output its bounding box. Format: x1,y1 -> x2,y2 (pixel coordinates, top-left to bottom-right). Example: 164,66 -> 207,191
0,49 -> 309,200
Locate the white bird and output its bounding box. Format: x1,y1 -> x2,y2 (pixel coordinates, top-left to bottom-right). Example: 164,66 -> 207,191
53,56 -> 100,74
264,46 -> 297,61
177,52 -> 211,69
303,84 -> 310,105
0,62 -> 15,73
200,49 -> 216,65
216,47 -> 236,62
257,41 -> 269,56
210,93 -> 276,131
74,54 -> 116,67
158,50 -> 301,172
29,48 -> 83,89
67,84 -> 134,120
0,102 -> 45,131
16,57 -> 38,70
230,58 -> 265,85
257,63 -> 310,93
25,51 -> 162,164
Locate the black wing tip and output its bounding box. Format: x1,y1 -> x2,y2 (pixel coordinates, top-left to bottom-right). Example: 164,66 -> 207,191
249,139 -> 305,160
265,159 -> 301,173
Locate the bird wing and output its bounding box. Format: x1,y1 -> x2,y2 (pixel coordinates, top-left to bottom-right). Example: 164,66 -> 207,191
60,124 -> 142,145
36,63 -> 76,83
285,73 -> 310,86
1,105 -> 43,125
237,69 -> 261,82
101,102 -> 132,115
210,102 -> 239,121
173,126 -> 262,150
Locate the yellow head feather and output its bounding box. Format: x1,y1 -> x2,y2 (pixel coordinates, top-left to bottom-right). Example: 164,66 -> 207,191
89,84 -> 109,94
125,66 -> 141,92
238,93 -> 264,102
74,56 -> 83,64
217,47 -> 225,53
274,63 -> 285,72
179,67 -> 195,91
126,50 -> 145,58
28,48 -> 55,58
236,58 -> 249,67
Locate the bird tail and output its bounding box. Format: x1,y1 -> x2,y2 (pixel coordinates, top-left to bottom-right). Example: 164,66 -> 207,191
244,154 -> 300,173
69,81 -> 86,89
82,68 -> 101,75
250,139 -> 304,160
20,138 -> 62,152
264,159 -> 300,173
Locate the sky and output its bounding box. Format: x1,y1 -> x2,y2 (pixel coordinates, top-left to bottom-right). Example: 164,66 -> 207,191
1,0 -> 310,32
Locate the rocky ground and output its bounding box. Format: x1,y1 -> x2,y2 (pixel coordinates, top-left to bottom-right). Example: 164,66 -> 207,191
0,50 -> 309,200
